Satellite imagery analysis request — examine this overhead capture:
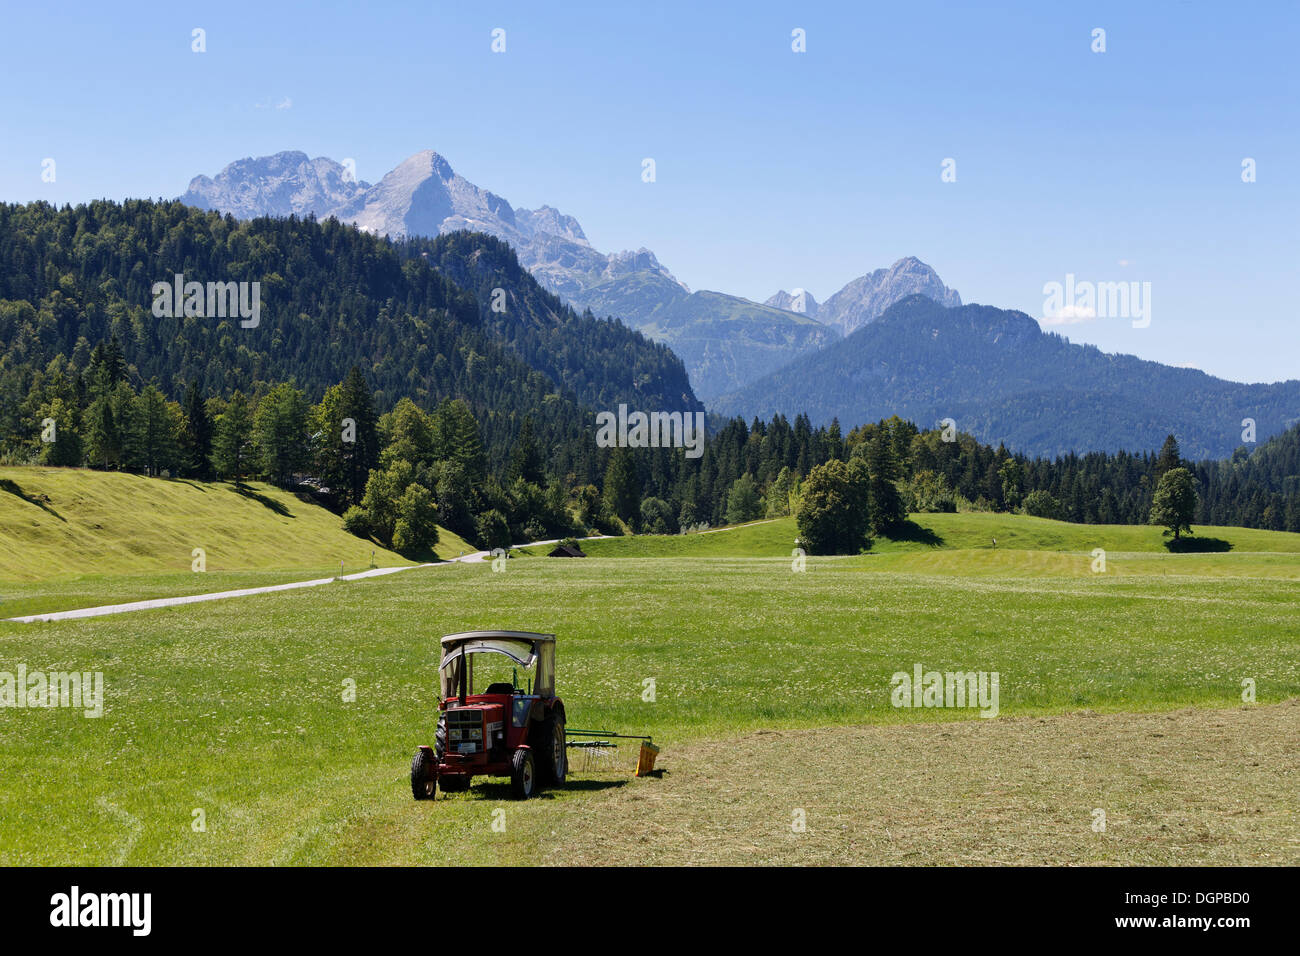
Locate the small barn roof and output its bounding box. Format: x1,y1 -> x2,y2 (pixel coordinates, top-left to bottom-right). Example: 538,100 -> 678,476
547,543 -> 587,557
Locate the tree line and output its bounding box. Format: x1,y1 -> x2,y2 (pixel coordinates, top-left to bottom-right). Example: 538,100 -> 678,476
1,198 -> 1295,548
0,198 -> 698,489
8,341 -> 1298,554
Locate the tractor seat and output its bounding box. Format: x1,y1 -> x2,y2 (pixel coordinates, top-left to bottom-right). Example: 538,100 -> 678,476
484,682 -> 515,695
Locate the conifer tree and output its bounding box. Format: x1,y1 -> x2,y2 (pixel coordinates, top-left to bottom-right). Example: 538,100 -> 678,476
181,381 -> 213,479
212,391 -> 255,488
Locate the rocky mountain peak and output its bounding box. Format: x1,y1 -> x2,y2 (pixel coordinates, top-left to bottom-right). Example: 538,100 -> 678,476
180,151 -> 369,220
816,257 -> 961,335
764,288 -> 819,318
517,205 -> 588,244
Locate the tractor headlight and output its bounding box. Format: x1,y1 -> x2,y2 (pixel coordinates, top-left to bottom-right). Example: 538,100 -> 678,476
469,728 -> 482,740
449,729 -> 462,741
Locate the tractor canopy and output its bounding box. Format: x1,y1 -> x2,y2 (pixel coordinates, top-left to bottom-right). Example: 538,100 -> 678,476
438,631 -> 556,699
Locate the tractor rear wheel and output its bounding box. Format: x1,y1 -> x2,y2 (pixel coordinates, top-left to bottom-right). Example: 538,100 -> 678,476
411,749 -> 435,800
535,715 -> 566,787
510,748 -> 536,799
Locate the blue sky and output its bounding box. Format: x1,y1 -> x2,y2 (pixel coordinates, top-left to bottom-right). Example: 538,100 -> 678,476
2,0 -> 1296,383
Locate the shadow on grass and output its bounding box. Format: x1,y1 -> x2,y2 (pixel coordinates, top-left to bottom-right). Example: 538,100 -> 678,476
167,478 -> 209,492
232,484 -> 294,517
0,478 -> 65,521
1165,536 -> 1232,553
884,519 -> 944,548
390,542 -> 438,564
462,778 -> 629,801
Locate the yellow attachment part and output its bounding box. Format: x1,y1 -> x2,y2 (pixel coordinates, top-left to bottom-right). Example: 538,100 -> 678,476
634,741 -> 660,777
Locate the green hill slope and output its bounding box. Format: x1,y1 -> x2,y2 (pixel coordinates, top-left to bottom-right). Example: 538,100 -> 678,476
0,466 -> 473,583
576,512 -> 1300,558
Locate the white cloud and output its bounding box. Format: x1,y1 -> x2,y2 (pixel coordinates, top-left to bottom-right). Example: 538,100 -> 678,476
1040,305 -> 1098,325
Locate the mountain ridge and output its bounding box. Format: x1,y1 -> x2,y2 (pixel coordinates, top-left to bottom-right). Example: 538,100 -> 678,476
713,295 -> 1300,459
179,150 -> 965,399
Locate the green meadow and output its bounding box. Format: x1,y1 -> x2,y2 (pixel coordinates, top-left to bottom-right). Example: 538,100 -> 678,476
1,468 -> 1298,864
2,537 -> 1299,863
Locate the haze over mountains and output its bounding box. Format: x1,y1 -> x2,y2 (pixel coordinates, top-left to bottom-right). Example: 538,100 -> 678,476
714,296 -> 1300,460
180,150 -> 961,399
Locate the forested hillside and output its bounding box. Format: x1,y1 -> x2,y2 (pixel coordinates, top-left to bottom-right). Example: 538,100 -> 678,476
714,295 -> 1300,460
0,200 -> 696,475
2,200 -> 1296,552
1196,422 -> 1300,527
407,230 -> 700,414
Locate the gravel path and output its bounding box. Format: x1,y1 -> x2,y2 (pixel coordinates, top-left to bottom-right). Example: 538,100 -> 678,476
5,535 -> 616,623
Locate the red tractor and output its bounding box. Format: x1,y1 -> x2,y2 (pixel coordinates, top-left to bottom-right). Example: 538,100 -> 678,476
411,631 -> 566,800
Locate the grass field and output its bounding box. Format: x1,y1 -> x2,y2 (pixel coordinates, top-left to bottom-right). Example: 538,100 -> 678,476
0,466 -> 475,616
578,512 -> 1300,558
2,510 -> 1298,864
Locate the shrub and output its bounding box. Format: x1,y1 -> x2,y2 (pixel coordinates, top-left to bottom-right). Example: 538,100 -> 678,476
640,496 -> 678,535
342,505 -> 371,537
724,474 -> 764,525
476,508 -> 512,552
1022,490 -> 1063,520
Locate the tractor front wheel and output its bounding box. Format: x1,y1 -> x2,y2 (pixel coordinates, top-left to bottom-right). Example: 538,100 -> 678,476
510,748 -> 536,799
411,749 -> 436,801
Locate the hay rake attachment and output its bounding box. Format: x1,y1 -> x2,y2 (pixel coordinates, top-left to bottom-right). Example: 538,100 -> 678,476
566,729 -> 660,776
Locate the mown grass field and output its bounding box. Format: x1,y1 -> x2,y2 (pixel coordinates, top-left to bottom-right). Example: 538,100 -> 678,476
2,511 -> 1298,865
0,467 -> 475,616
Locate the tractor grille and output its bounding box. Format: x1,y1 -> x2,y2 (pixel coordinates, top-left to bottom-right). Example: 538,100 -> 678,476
444,709 -> 483,747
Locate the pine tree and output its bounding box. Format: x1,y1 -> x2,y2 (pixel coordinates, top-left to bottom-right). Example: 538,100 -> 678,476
434,398 -> 487,491
603,447 -> 640,526
181,381 -> 213,479
338,367 -> 380,505
1154,435 -> 1183,483
87,337 -> 127,398
766,466 -> 794,517
508,416 -> 545,486
84,396 -> 120,469
112,382 -> 143,470
212,391 -> 255,488
253,383 -> 310,486
136,385 -> 180,476
865,434 -> 906,534
37,396 -> 82,466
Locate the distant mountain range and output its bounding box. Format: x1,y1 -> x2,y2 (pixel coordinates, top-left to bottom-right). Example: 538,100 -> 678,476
179,149 -> 1300,459
713,295 -> 1300,460
180,150 -> 960,399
